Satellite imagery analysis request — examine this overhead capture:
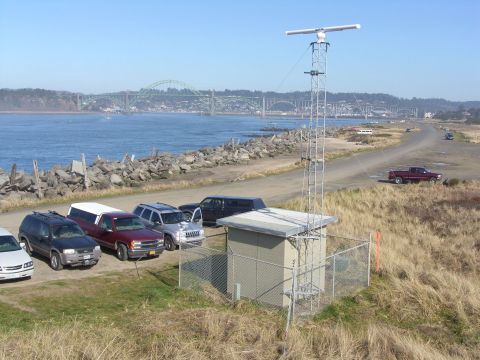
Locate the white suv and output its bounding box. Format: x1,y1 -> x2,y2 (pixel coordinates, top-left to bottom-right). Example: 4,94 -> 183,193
0,227 -> 34,281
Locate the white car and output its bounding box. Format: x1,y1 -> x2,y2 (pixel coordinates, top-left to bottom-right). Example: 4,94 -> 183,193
0,227 -> 34,281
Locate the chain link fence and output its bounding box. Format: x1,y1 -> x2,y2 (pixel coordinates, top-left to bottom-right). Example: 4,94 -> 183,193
178,234 -> 370,321
291,241 -> 370,320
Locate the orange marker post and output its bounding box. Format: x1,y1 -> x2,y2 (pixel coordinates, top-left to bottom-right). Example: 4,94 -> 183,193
375,230 -> 381,273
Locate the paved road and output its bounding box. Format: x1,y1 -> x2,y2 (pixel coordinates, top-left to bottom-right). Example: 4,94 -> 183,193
1,122 -> 479,287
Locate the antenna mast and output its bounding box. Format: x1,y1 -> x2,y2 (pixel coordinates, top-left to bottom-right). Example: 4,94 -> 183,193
285,23 -> 360,318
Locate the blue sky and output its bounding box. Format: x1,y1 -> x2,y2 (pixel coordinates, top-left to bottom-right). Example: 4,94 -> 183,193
0,0 -> 478,100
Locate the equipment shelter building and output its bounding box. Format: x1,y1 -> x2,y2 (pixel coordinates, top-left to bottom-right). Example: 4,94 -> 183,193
217,207 -> 336,307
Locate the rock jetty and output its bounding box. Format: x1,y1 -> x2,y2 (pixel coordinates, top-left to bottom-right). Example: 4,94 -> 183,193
0,128 -> 336,205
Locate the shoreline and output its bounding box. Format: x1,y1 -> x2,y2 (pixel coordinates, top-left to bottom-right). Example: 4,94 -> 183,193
0,123 -> 409,213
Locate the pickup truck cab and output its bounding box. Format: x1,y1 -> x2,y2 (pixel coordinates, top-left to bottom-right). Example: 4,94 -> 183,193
388,167 -> 442,184
133,203 -> 205,251
67,202 -> 164,261
179,196 -> 266,226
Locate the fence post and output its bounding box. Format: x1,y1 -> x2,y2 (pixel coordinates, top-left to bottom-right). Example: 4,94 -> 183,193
81,153 -> 89,190
285,264 -> 296,339
375,230 -> 381,273
178,241 -> 182,288
9,164 -> 16,185
32,160 -> 43,199
291,264 -> 297,324
231,254 -> 235,301
367,236 -> 372,286
332,255 -> 336,300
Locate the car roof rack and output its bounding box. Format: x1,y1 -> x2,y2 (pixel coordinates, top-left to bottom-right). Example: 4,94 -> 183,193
141,202 -> 178,210
32,210 -> 65,219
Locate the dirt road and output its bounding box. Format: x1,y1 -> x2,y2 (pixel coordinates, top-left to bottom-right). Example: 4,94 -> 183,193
1,122 -> 479,287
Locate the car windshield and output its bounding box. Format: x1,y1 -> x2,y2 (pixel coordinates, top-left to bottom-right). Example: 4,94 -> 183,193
0,235 -> 21,253
114,217 -> 145,231
161,211 -> 186,224
52,224 -> 85,239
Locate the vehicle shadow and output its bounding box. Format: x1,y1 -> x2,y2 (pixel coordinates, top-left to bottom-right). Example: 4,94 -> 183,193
377,179 -> 393,184
0,276 -> 31,284
99,246 -> 160,263
29,252 -> 97,271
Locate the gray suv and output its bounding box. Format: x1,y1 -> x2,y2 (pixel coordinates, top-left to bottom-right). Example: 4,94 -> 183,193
133,203 -> 204,251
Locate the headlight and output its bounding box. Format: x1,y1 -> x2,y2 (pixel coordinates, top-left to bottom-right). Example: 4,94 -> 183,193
24,261 -> 33,268
157,238 -> 164,245
200,229 -> 205,236
131,241 -> 142,246
94,245 -> 101,251
63,249 -> 75,254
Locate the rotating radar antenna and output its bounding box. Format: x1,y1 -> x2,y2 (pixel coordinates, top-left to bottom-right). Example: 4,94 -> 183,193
284,24 -> 360,319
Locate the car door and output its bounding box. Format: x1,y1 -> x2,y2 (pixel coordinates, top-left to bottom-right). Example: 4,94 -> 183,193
139,208 -> 153,227
36,222 -> 52,257
409,167 -> 418,181
223,199 -> 236,217
199,198 -> 215,223
96,215 -> 115,248
149,211 -> 163,233
191,207 -> 203,227
27,218 -> 43,253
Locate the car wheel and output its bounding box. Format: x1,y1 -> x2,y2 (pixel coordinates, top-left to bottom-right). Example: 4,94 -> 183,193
50,252 -> 63,271
165,235 -> 175,251
394,177 -> 403,184
429,177 -> 437,184
116,243 -> 128,261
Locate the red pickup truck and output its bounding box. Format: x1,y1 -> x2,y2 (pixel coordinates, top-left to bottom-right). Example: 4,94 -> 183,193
67,202 -> 164,261
388,167 -> 442,184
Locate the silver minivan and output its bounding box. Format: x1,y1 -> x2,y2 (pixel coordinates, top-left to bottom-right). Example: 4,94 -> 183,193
133,203 -> 204,251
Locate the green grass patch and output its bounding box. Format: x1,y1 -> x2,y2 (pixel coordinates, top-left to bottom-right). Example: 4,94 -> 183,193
0,266 -> 220,332
453,131 -> 470,143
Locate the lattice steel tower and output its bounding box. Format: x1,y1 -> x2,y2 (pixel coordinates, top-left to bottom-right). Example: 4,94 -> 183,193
284,25 -> 361,318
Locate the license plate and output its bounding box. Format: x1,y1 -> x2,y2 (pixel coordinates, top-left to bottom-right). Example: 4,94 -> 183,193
148,250 -> 155,256
83,255 -> 91,260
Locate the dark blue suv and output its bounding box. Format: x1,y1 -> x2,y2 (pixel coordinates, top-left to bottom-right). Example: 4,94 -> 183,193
179,196 -> 266,226
18,211 -> 102,271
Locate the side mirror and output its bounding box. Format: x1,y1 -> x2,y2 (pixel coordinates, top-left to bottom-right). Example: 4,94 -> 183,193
20,242 -> 26,250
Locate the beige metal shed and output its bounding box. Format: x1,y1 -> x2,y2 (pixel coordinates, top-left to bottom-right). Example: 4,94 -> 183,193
217,207 -> 336,307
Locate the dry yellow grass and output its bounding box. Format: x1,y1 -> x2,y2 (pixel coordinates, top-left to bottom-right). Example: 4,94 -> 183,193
433,120 -> 480,143
0,181 -> 478,359
336,126 -> 406,149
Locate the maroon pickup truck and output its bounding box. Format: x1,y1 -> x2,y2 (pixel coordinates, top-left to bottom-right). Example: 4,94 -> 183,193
388,167 -> 442,184
67,202 -> 164,261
